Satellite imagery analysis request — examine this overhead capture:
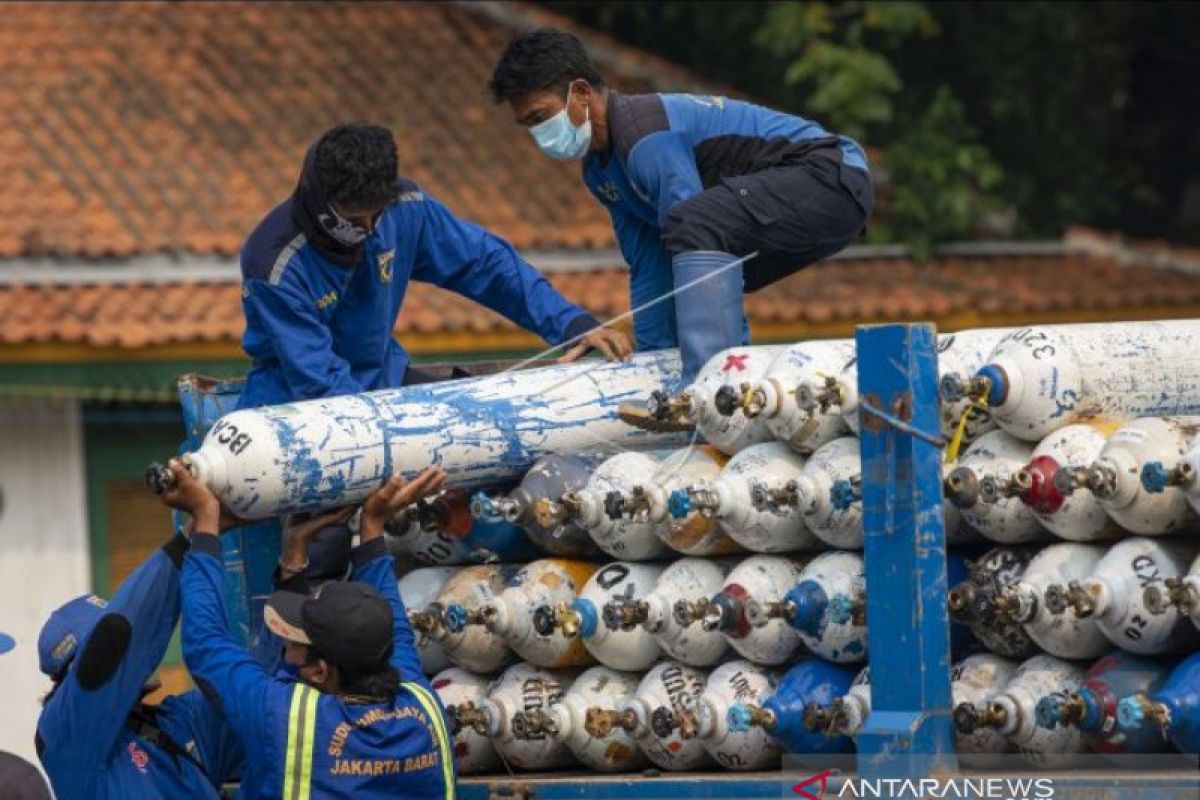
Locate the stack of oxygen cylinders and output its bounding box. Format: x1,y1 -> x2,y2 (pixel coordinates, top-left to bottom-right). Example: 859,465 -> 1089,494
182,321 -> 1200,775
384,320 -> 1200,775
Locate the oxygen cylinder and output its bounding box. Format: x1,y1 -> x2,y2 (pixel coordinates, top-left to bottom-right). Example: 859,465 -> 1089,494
944,461 -> 986,545
442,559 -> 598,668
670,442 -> 817,553
688,661 -> 781,770
952,654 -> 1087,768
725,659 -> 857,755
1043,537 -> 1200,655
584,661 -> 714,771
470,451 -> 609,559
947,546 -> 1040,659
431,668 -> 502,775
420,564 -> 519,674
539,451 -> 671,561
803,666 -> 872,739
468,663 -> 579,771
940,321 -> 1200,442
974,543 -> 1109,660
642,345 -> 787,454
981,423 -> 1123,543
601,557 -> 733,667
1056,417 -> 1200,535
952,654 -> 1018,767
775,436 -> 864,550
532,562 -> 664,672
674,555 -> 810,665
604,446 -> 742,557
398,566 -> 458,675
734,339 -> 855,454
1144,551 -> 1200,631
1141,432 -> 1200,517
1117,651 -> 1200,754
1035,651 -> 1174,755
387,488 -> 543,566
844,328 -> 1014,443
509,665 -> 647,773
745,550 -> 867,664
945,430 -> 1046,544
172,350 -> 689,517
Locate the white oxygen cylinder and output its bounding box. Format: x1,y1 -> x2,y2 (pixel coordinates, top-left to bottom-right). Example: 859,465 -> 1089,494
182,350 -> 689,517
536,562 -> 665,672
429,564 -> 518,674
739,339 -> 855,454
605,446 -> 741,557
672,442 -> 817,553
609,661 -> 714,771
431,667 -> 502,775
954,655 -> 1088,769
510,665 -> 647,773
600,557 -> 733,667
676,555 -> 810,665
477,663 -> 579,771
692,660 -> 781,770
785,436 -> 864,550
942,321 -> 1200,442
1057,417 -> 1200,535
398,566 -> 458,675
981,423 -> 1123,542
1049,537 -> 1200,655
1145,551 -> 1200,631
946,430 -> 1047,544
951,654 -> 1018,768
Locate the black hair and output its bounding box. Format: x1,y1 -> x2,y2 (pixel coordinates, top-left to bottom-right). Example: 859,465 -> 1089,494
309,643 -> 400,701
488,28 -> 604,104
314,122 -> 399,211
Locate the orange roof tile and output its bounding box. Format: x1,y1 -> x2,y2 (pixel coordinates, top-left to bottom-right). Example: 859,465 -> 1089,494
0,1 -> 711,261
4,242 -> 1200,354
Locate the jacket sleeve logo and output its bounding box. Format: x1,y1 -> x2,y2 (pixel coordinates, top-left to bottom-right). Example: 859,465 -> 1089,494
377,250 -> 396,284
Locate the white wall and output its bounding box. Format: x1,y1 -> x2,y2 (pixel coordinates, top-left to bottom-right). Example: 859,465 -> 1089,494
0,400 -> 90,766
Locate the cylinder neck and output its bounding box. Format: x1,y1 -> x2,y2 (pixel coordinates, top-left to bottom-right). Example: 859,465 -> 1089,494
785,581 -> 830,636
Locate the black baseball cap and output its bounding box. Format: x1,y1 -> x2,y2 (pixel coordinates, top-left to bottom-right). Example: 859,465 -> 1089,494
264,582 -> 394,675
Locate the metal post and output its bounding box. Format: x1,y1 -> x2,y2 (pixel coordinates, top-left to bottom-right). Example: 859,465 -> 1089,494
177,375 -> 281,649
852,323 -> 957,779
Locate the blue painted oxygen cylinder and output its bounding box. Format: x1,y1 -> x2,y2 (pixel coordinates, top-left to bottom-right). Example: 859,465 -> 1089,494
471,451 -> 609,559
725,659 -> 857,754
1035,651 -> 1173,754
388,487 -> 542,566
1117,651 -> 1200,753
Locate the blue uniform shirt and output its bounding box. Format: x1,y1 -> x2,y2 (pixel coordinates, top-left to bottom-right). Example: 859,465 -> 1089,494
582,91 -> 869,350
36,537 -> 244,800
238,179 -> 598,409
182,534 -> 455,800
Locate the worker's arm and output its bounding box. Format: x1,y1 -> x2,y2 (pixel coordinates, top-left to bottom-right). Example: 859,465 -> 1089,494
158,688 -> 246,786
241,273 -> 365,401
160,462 -> 272,753
411,193 -> 630,362
609,206 -> 679,351
37,535 -> 189,770
354,469 -> 447,689
625,131 -> 706,232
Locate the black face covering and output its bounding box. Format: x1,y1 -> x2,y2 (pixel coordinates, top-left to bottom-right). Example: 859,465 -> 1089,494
290,137 -> 369,268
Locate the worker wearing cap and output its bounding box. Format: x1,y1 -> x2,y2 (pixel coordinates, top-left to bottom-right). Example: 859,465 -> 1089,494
237,121 -> 631,410
34,528 -> 244,799
164,461 -> 456,800
489,30 -> 872,385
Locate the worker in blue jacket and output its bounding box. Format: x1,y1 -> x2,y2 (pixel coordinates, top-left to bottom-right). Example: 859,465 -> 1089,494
163,460 -> 457,800
35,525 -> 244,799
238,121 -> 631,410
489,29 -> 873,385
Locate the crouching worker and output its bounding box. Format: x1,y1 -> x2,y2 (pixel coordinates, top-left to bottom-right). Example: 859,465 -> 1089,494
35,520 -> 244,799
161,461 -> 457,800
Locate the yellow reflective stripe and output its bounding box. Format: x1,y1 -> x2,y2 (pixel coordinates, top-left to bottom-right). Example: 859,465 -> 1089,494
283,685 -> 319,800
403,681 -> 456,800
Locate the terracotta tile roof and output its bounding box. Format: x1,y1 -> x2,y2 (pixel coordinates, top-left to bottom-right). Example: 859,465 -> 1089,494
0,1 -> 713,260
4,236 -> 1200,353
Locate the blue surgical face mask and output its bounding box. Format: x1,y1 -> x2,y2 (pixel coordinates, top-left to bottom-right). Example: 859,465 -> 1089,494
529,83 -> 592,161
